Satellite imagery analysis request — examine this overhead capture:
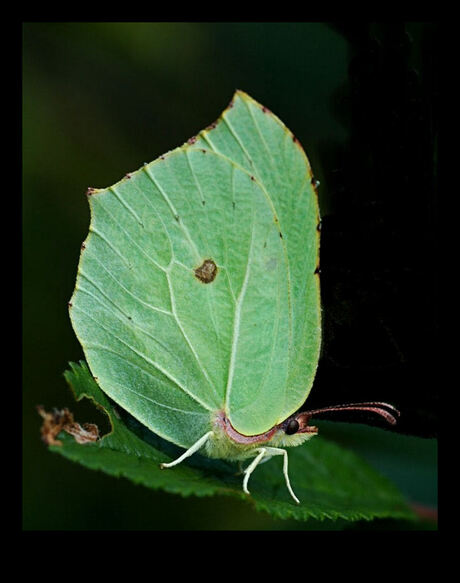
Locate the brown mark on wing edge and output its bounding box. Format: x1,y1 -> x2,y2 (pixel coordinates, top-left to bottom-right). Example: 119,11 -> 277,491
311,176 -> 320,189
194,259 -> 218,284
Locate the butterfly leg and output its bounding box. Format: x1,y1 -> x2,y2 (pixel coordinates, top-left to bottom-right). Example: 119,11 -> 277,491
242,448 -> 267,495
262,447 -> 300,505
160,431 -> 213,469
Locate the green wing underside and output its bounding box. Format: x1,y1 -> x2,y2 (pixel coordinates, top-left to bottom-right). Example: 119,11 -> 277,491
70,91 -> 321,448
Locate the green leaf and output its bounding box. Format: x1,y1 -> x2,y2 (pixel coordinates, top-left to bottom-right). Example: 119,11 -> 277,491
47,361 -> 414,522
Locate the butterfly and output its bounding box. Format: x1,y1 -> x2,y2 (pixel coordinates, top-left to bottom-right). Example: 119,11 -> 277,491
70,90 -> 398,504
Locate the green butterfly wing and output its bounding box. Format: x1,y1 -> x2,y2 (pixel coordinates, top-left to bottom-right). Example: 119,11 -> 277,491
191,91 -> 321,434
69,90 -> 320,448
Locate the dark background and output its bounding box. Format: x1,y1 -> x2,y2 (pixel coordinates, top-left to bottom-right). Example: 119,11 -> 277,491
23,22 -> 438,530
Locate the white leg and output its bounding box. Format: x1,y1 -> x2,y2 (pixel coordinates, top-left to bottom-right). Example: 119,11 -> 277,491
242,448 -> 266,494
160,431 -> 213,469
239,452 -> 272,475
266,447 -> 300,504
263,447 -> 300,504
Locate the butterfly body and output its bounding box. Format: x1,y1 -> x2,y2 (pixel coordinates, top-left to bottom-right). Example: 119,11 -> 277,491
203,410 -> 317,462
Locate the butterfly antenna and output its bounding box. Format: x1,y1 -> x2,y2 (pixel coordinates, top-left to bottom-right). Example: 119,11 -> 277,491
304,401 -> 400,426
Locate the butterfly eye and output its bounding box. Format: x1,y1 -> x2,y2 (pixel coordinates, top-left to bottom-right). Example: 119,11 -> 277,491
285,418 -> 300,435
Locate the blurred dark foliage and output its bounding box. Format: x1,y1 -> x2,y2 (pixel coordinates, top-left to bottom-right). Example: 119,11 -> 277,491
303,23 -> 439,438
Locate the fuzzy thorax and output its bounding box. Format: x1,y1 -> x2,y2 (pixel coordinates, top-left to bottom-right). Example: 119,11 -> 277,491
204,411 -> 317,461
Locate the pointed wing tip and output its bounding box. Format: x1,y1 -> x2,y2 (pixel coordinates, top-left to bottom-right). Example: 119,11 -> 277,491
232,89 -> 257,105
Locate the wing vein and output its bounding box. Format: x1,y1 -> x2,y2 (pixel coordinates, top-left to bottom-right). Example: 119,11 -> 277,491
201,125 -> 295,384
167,152 -> 222,358
126,174 -> 175,262
74,305 -> 213,411
224,202 -> 255,412
77,284 -> 181,361
166,271 -> 221,405
220,113 -> 254,168
79,257 -> 172,315
95,200 -> 167,273
143,165 -> 201,262
89,226 -> 131,268
110,185 -> 144,226
84,344 -> 209,415
243,99 -> 279,177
